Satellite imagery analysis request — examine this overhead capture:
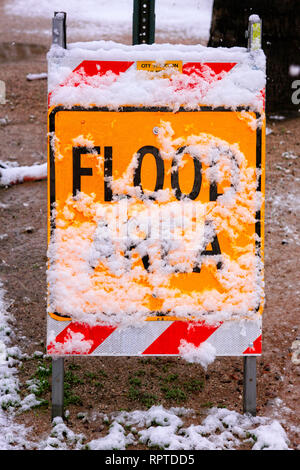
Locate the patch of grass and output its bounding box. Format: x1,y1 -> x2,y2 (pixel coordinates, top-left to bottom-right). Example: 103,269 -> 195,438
94,381 -> 103,388
62,370 -> 84,406
129,376 -> 142,386
33,378 -> 50,397
127,386 -> 158,408
246,432 -> 258,442
140,393 -> 158,408
35,362 -> 52,379
30,360 -> 52,397
201,401 -> 214,408
162,386 -> 187,402
32,399 -> 49,409
64,371 -> 84,386
99,370 -> 107,378
128,386 -> 141,401
64,383 -> 83,406
163,373 -> 178,383
84,372 -> 98,380
68,363 -> 81,371
1,400 -> 20,411
141,358 -> 153,365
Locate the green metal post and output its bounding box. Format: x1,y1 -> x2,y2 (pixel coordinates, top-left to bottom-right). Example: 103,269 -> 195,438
133,0 -> 155,45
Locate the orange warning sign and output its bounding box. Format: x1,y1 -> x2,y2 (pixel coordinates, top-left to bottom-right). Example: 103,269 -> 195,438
47,106 -> 265,324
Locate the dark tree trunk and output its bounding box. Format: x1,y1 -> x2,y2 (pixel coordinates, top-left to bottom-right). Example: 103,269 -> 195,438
208,0 -> 300,114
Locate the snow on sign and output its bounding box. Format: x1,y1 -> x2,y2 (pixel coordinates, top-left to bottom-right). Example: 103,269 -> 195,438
46,42 -> 265,356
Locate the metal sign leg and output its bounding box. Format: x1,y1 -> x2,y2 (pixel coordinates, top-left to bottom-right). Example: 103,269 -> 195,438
133,0 -> 155,45
243,356 -> 256,416
52,11 -> 67,48
52,357 -> 64,419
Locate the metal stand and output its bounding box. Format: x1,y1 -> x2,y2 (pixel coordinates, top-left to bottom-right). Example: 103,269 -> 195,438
242,15 -> 261,417
51,11 -> 66,420
51,357 -> 64,419
243,356 -> 256,415
52,11 -> 67,49
133,0 -> 155,45
47,9 -> 262,421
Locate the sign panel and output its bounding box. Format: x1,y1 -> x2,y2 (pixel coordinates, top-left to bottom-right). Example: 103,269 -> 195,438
47,60 -> 265,356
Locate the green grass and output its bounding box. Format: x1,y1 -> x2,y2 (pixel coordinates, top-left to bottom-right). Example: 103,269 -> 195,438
201,401 -> 214,408
84,372 -> 98,380
64,383 -> 83,406
93,381 -> 103,388
99,370 -> 108,378
163,373 -> 178,383
64,371 -> 84,386
1,400 -> 20,411
183,379 -> 204,392
161,386 -> 187,402
127,386 -> 158,408
68,363 -> 81,371
63,370 -> 84,406
129,376 -> 142,386
246,432 -> 258,442
30,360 -> 52,398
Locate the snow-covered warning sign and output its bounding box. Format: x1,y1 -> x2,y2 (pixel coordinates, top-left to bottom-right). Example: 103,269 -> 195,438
47,43 -> 265,356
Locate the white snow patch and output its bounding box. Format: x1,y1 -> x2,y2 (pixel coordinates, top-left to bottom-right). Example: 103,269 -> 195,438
289,65 -> 300,77
88,421 -> 135,450
0,162 -> 47,186
39,417 -> 85,450
179,340 -> 216,369
48,330 -> 93,355
83,405 -> 291,451
26,73 -> 47,81
5,0 -> 213,43
0,283 -> 53,449
251,421 -> 291,450
282,151 -> 298,160
269,115 -> 285,121
0,284 -> 33,449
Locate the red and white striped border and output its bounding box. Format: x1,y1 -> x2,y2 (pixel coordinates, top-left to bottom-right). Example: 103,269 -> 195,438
47,316 -> 262,356
48,60 -> 241,106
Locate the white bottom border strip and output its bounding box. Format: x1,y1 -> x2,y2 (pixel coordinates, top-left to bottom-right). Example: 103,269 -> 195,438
47,316 -> 262,357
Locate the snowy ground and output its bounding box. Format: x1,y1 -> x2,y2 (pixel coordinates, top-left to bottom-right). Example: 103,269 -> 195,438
4,0 -> 213,44
0,284 -> 293,450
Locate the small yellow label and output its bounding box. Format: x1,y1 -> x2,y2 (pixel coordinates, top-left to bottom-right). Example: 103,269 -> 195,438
137,61 -> 183,73
251,23 -> 261,50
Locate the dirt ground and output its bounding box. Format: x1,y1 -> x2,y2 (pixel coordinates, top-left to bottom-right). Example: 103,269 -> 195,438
0,5 -> 299,450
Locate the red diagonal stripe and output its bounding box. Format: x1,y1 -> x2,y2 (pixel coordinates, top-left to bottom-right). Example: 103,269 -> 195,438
48,322 -> 117,355
182,62 -> 237,79
73,60 -> 134,77
243,335 -> 262,355
142,321 -> 220,355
